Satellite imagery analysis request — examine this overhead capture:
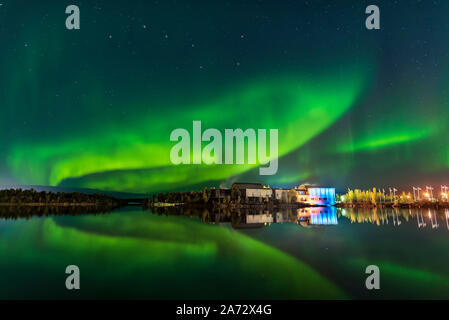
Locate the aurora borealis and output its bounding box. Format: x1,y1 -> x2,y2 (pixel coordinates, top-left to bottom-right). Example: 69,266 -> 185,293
1,0 -> 449,193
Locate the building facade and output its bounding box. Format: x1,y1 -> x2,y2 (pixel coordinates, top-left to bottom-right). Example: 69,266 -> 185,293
212,183 -> 336,206
305,187 -> 336,206
232,183 -> 273,200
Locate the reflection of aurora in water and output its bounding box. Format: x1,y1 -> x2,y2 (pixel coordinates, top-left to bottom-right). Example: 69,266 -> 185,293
0,208 -> 344,299
0,206 -> 449,299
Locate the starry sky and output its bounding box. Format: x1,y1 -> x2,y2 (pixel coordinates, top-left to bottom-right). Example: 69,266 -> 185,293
0,0 -> 448,193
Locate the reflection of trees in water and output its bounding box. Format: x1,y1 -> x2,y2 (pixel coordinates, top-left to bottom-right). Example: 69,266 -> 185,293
150,206 -> 449,230
0,205 -> 116,220
339,207 -> 448,229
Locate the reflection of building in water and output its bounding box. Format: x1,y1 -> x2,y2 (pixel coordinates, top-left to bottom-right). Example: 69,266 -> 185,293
275,211 -> 297,224
230,212 -> 269,229
246,213 -> 273,224
297,207 -> 338,225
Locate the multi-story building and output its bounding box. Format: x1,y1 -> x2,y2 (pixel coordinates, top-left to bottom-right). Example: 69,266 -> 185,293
212,183 -> 336,206
232,183 -> 273,201
302,186 -> 336,206
273,185 -> 336,205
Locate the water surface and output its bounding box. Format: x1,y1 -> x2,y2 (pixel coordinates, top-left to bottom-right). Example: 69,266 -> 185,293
0,206 -> 448,299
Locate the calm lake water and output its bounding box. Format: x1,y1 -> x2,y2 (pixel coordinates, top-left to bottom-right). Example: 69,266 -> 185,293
0,206 -> 448,299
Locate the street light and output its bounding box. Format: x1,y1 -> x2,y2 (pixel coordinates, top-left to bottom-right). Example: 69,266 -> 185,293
441,185 -> 448,201
426,186 -> 434,201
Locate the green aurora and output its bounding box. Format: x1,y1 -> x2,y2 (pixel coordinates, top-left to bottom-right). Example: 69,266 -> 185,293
8,67 -> 368,192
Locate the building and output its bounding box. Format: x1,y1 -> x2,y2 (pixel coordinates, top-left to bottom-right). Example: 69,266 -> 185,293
305,187 -> 336,206
232,183 -> 273,201
211,183 -> 336,206
273,189 -> 289,202
273,185 -> 335,205
295,185 -> 309,202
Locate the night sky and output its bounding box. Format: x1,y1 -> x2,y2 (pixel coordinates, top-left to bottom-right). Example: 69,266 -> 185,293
0,0 -> 448,193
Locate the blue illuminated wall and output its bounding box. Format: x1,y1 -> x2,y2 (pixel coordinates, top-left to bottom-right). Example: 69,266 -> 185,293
307,187 -> 336,206
310,207 -> 338,225
297,207 -> 338,225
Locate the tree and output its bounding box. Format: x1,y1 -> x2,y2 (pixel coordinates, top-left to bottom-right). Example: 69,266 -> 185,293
231,185 -> 241,200
371,188 -> 377,205
202,188 -> 209,203
288,189 -> 297,204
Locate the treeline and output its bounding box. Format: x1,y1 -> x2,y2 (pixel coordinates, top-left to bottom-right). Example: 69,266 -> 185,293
144,188 -> 211,206
338,188 -> 411,206
338,187 -> 449,207
0,188 -> 121,206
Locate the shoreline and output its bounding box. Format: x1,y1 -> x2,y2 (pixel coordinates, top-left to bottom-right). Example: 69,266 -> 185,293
335,202 -> 449,209
149,202 -> 449,210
